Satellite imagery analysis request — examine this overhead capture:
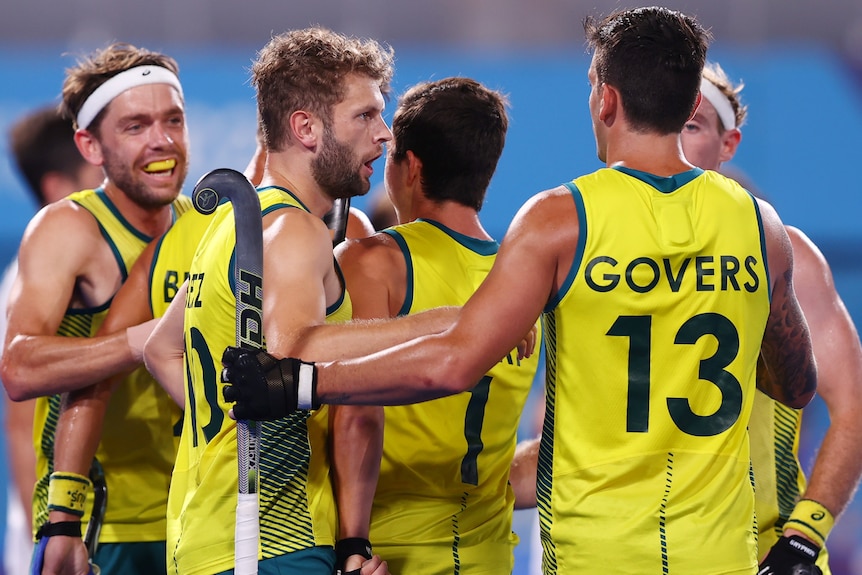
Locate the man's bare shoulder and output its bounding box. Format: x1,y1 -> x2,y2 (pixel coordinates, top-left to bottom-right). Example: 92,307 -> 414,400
784,225 -> 840,311
264,204 -> 331,245
785,226 -> 829,278
508,185 -> 580,244
25,198 -> 101,236
18,198 -> 105,265
337,232 -> 403,274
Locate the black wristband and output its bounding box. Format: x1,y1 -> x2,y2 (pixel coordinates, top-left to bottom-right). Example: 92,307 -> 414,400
335,537 -> 372,567
35,520 -> 82,540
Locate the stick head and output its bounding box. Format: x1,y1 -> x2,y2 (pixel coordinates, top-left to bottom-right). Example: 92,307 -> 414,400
192,168 -> 256,215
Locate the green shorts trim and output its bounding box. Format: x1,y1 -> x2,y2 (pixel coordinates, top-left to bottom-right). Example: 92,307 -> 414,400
216,546 -> 335,575
92,541 -> 167,575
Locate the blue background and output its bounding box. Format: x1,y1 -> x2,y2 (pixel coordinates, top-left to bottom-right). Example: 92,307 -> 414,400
0,40 -> 860,572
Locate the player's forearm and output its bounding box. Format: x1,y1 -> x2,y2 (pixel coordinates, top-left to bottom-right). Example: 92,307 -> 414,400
797,410 -> 862,520
52,383 -> 114,479
511,437 -> 540,509
292,306 -> 458,361
142,348 -> 185,409
5,397 -> 36,526
316,334 -> 477,406
331,405 -> 383,539
142,289 -> 187,408
1,332 -> 137,400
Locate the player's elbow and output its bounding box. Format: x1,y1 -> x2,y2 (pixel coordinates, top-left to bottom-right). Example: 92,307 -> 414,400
142,339 -> 166,387
141,338 -> 157,374
0,358 -> 36,402
430,360 -> 477,397
789,362 -> 818,409
333,405 -> 383,437
774,361 -> 817,410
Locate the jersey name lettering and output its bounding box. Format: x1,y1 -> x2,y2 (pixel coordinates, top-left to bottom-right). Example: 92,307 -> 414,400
163,269 -> 191,303
584,254 -> 760,293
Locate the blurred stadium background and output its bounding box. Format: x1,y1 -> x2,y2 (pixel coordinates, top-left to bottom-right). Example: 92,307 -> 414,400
1,0 -> 860,572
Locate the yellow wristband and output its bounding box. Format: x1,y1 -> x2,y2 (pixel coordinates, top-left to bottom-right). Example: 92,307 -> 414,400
784,499 -> 835,547
47,472 -> 92,517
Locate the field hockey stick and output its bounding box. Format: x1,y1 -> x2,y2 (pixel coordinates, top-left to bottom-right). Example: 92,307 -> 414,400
192,168 -> 264,575
83,458 -> 107,561
323,197 -> 351,246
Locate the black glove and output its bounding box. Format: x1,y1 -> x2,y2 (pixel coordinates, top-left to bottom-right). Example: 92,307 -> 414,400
221,346 -> 318,420
334,537 -> 373,575
758,535 -> 822,575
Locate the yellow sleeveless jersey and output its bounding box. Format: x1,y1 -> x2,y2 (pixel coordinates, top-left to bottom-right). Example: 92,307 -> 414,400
149,208 -> 213,319
538,168 -> 770,574
169,186 -> 348,575
370,220 -> 541,574
33,188 -> 191,542
750,392 -> 831,572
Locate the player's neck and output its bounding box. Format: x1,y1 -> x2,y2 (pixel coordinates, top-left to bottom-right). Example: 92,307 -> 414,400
260,162 -> 332,219
412,200 -> 491,241
101,182 -> 175,237
606,131 -> 694,177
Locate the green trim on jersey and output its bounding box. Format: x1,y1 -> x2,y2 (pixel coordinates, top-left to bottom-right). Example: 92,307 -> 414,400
545,183 -> 586,313
613,166 -> 703,193
382,229 -> 414,316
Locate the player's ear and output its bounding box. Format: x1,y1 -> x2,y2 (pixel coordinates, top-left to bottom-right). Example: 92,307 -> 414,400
719,128 -> 742,164
289,110 -> 317,149
404,150 -> 423,187
598,83 -> 618,125
74,129 -> 103,166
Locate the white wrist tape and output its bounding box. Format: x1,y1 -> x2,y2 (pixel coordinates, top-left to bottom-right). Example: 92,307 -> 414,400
297,362 -> 316,410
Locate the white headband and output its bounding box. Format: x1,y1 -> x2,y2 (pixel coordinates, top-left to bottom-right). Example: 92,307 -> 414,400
699,78 -> 736,131
76,65 -> 184,130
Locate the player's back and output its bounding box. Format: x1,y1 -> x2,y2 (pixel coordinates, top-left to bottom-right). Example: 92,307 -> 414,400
371,219 -> 541,574
538,167 -> 769,574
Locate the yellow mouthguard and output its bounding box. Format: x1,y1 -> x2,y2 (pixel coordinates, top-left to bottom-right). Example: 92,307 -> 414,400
143,159 -> 176,173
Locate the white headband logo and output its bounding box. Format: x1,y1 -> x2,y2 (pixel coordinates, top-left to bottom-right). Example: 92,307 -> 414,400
699,78 -> 736,131
76,65 -> 184,130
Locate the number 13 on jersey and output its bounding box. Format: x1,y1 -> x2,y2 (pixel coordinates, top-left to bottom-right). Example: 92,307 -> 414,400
608,312 -> 744,437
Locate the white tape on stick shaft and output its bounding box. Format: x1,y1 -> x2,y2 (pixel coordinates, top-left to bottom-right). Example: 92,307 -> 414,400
235,493 -> 259,575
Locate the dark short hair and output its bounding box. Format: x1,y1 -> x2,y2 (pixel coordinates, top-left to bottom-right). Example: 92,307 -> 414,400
585,6 -> 711,134
391,77 -> 508,211
8,105 -> 89,205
